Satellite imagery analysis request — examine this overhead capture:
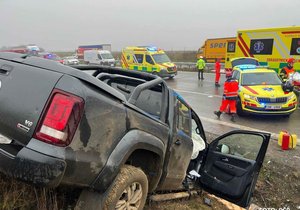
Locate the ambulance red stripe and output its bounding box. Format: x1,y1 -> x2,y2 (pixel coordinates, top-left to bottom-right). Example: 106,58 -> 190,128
238,42 -> 249,57
121,55 -> 129,68
282,31 -> 300,34
238,35 -> 253,57
243,86 -> 259,94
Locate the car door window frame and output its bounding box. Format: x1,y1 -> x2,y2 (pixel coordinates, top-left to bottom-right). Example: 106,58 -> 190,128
146,54 -> 155,65
176,98 -> 191,136
191,110 -> 206,141
232,70 -> 240,82
134,54 -> 144,64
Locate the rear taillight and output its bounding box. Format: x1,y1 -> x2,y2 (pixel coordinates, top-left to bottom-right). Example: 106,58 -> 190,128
34,89 -> 84,146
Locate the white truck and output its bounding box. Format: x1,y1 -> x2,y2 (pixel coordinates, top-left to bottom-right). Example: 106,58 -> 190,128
83,50 -> 116,67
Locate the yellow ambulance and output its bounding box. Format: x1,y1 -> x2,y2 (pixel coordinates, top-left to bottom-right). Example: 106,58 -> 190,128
121,46 -> 177,78
225,26 -> 300,72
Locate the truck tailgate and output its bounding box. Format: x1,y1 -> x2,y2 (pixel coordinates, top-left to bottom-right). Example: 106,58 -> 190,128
0,61 -> 63,146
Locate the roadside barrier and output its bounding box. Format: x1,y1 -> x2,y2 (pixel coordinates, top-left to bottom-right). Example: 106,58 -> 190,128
174,62 -> 225,72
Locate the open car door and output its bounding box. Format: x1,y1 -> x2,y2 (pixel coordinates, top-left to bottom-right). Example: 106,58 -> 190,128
198,130 -> 270,208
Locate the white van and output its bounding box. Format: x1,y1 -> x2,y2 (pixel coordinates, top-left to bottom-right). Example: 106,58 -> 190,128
84,50 -> 116,67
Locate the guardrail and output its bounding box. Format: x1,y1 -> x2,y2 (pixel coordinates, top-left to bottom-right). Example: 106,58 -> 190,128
115,60 -> 225,72
174,62 -> 225,72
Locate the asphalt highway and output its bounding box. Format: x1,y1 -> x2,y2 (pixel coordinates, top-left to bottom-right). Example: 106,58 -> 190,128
166,71 -> 300,138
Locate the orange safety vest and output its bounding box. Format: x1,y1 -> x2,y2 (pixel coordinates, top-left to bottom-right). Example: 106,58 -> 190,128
223,79 -> 239,99
282,66 -> 295,78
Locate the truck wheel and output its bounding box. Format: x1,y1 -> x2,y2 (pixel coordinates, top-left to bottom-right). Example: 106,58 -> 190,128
104,165 -> 148,210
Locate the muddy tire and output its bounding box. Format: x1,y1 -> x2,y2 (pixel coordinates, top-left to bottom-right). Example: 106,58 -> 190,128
104,165 -> 148,210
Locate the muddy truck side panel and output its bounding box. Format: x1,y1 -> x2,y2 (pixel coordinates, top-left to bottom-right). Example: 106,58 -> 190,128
0,53 -> 172,190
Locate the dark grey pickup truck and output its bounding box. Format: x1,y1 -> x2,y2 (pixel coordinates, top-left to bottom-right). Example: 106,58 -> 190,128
0,53 -> 270,210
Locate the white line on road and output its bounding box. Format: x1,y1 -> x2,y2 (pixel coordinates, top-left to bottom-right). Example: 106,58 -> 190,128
175,89 -> 279,139
200,116 -> 279,140
174,89 -> 223,98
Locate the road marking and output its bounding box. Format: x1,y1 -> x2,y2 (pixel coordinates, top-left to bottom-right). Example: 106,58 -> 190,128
174,89 -> 222,98
200,116 -> 279,140
175,88 -> 282,140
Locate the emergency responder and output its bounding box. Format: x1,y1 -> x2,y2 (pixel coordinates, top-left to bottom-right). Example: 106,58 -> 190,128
214,70 -> 239,122
196,56 -> 206,80
280,58 -> 295,82
215,58 -> 221,87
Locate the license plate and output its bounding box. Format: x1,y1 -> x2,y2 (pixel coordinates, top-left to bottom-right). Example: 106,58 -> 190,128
265,105 -> 281,109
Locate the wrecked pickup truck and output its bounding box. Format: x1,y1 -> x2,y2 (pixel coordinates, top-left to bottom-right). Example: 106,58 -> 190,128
0,52 -> 270,209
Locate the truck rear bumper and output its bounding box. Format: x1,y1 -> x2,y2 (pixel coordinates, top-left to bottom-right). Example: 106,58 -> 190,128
0,145 -> 66,187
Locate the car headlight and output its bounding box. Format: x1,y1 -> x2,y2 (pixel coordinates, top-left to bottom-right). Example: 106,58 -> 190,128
244,93 -> 257,101
287,93 -> 296,101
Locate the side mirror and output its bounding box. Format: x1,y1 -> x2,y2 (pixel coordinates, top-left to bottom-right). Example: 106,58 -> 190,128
216,144 -> 230,154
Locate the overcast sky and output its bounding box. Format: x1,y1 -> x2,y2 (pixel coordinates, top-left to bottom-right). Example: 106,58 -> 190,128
0,0 -> 299,52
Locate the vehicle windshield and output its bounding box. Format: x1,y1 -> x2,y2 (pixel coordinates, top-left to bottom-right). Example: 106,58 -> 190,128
100,53 -> 114,59
232,58 -> 259,67
152,53 -> 171,64
241,72 -> 282,86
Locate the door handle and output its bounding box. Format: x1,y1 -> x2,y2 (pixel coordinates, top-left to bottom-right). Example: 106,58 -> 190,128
175,140 -> 181,145
221,157 -> 229,162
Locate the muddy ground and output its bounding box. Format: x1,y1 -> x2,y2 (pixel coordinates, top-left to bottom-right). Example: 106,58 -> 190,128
0,133 -> 299,210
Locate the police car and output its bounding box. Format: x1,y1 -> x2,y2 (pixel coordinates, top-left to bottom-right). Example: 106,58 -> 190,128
232,64 -> 297,116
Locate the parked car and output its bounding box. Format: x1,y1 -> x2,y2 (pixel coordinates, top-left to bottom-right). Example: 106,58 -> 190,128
63,56 -> 79,65
232,64 -> 297,116
0,52 -> 270,209
83,50 -> 116,67
231,57 -> 260,69
38,52 -> 64,64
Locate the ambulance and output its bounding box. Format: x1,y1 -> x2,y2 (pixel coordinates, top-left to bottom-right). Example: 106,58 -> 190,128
121,46 -> 177,78
225,26 -> 300,73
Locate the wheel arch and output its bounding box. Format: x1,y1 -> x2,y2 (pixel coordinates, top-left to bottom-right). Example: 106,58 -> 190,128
91,129 -> 165,192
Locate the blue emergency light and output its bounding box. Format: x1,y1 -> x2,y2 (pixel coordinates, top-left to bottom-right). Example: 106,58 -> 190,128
45,54 -> 54,59
147,46 -> 158,52
237,64 -> 257,70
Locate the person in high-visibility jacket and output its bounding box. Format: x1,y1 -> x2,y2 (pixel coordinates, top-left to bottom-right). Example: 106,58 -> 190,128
280,58 -> 295,82
215,58 -> 221,87
214,70 -> 239,122
196,56 -> 206,80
